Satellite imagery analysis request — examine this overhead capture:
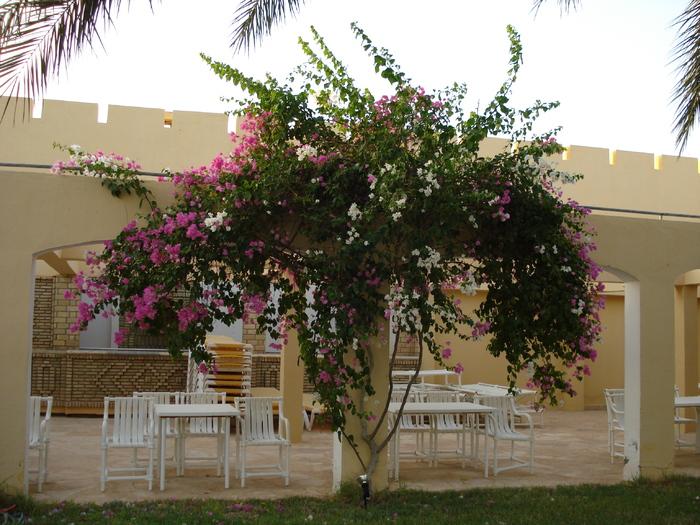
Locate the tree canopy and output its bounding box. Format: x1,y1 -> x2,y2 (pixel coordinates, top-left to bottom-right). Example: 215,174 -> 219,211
57,24 -> 604,480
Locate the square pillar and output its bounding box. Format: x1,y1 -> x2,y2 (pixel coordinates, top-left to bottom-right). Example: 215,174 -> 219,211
623,279 -> 676,480
332,321 -> 390,491
281,328 -> 304,443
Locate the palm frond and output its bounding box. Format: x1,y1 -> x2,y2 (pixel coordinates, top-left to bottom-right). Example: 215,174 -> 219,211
531,0 -> 581,16
670,0 -> 700,153
230,0 -> 306,54
0,0 -> 151,121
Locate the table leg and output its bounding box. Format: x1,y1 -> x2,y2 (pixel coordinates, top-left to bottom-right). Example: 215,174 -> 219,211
159,416 -> 166,490
224,416 -> 230,489
483,414 -> 490,478
394,425 -> 400,481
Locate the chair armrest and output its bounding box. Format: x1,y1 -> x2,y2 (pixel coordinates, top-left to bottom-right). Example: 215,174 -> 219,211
512,407 -> 534,436
38,419 -> 50,443
280,416 -> 291,441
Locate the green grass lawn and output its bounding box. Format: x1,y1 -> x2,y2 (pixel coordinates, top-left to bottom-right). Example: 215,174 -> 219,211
2,476 -> 700,524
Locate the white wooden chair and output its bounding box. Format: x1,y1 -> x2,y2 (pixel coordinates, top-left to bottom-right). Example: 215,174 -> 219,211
388,391 -> 430,480
422,391 -> 471,467
674,387 -> 695,448
175,391 -> 227,476
476,382 -> 545,427
475,395 -> 535,476
603,388 -> 625,462
234,396 -> 290,487
28,396 -> 52,492
101,396 -> 154,491
132,391 -> 179,467
302,393 -> 324,431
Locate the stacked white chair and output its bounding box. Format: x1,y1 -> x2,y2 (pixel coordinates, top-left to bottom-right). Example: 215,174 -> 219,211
234,396 -> 290,487
101,396 -> 154,491
28,396 -> 53,492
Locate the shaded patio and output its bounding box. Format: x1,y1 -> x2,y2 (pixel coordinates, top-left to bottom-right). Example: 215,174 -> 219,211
29,409 -> 700,504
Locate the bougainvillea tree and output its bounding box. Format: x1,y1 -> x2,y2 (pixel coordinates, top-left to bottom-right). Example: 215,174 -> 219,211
60,24 -> 604,485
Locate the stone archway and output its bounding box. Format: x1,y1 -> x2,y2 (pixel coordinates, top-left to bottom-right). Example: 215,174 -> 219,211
590,214 -> 700,479
0,169 -> 175,491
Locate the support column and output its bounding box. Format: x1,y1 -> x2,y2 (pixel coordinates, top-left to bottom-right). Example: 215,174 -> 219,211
674,284 -> 699,429
675,285 -> 699,395
332,320 -> 390,492
280,328 -> 304,444
624,279 -> 676,480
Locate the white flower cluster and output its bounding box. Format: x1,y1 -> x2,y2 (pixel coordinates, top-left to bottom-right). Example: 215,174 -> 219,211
555,171 -> 577,184
384,287 -> 421,333
416,164 -> 440,197
413,246 -> 441,274
561,265 -> 572,274
380,163 -> 397,177
204,211 -> 230,232
571,299 -> 586,315
71,148 -> 133,179
346,226 -> 360,245
296,144 -> 318,161
459,272 -> 478,296
524,155 -> 578,185
389,195 -> 407,222
347,202 -> 362,221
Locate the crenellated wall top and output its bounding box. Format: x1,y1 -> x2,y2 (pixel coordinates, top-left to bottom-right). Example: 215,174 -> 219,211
0,98 -> 236,173
3,98 -> 700,217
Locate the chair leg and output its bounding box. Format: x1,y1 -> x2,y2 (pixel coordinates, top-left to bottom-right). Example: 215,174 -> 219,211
493,438 -> 499,476
43,442 -> 50,484
285,443 -> 290,486
37,447 -> 44,492
234,437 -> 241,479
147,446 -> 154,491
240,446 -> 246,488
101,447 -> 107,492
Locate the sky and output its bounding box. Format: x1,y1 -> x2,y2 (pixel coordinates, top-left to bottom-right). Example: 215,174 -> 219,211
40,0 -> 699,159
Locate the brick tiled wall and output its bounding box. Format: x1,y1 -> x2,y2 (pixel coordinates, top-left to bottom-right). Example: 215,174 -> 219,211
243,313 -> 267,354
395,332 -> 419,357
33,278 -> 53,349
31,349 -> 187,413
31,277 -> 418,412
52,276 -> 79,350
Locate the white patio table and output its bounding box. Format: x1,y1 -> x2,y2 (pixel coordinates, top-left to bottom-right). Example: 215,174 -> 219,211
456,383 -> 536,402
674,396 -> 700,453
154,403 -> 240,490
391,369 -> 462,386
388,401 -> 495,479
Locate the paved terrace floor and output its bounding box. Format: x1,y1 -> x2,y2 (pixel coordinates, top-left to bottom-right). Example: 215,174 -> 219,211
29,409 -> 700,504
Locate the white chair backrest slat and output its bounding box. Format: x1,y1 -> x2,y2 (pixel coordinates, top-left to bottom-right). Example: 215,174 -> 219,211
105,397 -> 152,445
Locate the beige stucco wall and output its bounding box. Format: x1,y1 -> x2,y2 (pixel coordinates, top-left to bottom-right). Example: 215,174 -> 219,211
0,171 -> 175,491
0,100 -> 233,492
434,290 -> 626,412
3,100 -> 700,489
